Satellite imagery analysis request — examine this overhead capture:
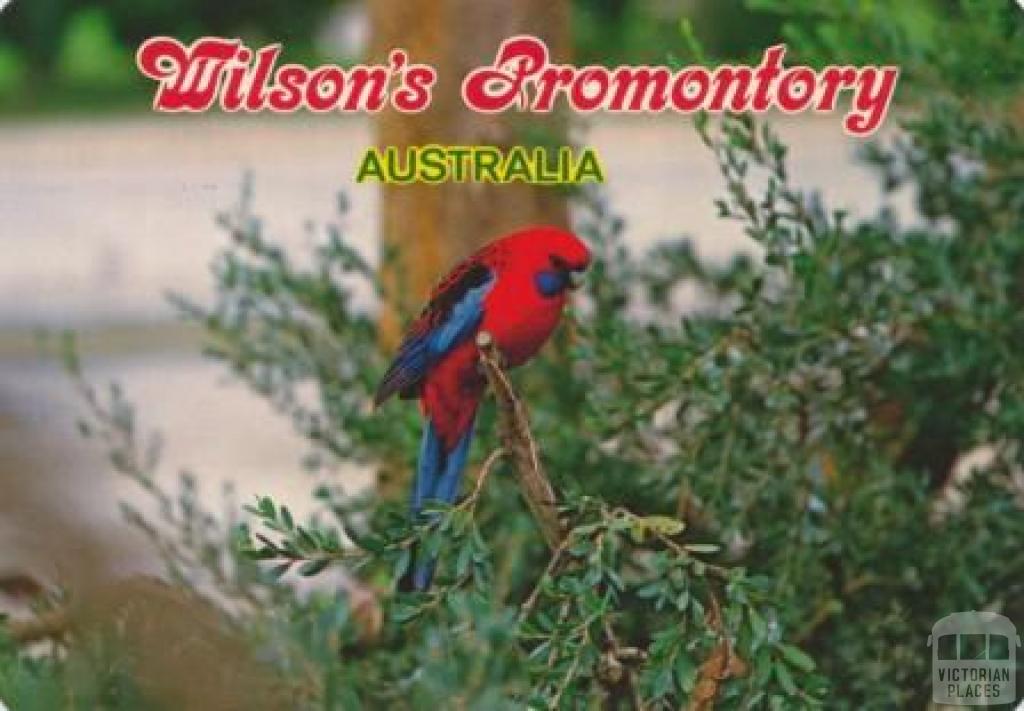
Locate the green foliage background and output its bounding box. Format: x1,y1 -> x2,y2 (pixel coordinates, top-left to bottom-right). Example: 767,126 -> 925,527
1,1 -> 1023,709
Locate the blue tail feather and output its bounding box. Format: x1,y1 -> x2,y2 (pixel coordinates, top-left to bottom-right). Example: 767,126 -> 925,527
403,420 -> 475,591
411,420 -> 444,515
433,423 -> 474,505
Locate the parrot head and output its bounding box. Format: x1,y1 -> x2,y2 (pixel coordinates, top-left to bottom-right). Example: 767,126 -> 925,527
494,226 -> 591,298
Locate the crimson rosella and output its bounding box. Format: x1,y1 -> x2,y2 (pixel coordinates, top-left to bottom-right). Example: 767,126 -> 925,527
374,226 -> 591,590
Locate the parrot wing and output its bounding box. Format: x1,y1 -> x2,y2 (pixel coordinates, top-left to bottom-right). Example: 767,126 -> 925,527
374,260 -> 495,407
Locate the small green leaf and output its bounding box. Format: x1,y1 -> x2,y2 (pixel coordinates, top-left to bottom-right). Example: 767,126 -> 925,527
456,544 -> 472,580
644,515 -> 686,536
298,558 -> 330,577
774,661 -> 797,696
391,603 -> 422,623
674,653 -> 696,693
778,643 -> 816,673
393,548 -> 412,581
675,590 -> 690,612
749,608 -> 768,644
650,665 -> 674,699
297,526 -> 317,551
258,496 -> 275,519
637,582 -> 664,599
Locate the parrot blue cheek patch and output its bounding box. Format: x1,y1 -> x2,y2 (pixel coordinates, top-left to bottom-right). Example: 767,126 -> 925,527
535,270 -> 567,297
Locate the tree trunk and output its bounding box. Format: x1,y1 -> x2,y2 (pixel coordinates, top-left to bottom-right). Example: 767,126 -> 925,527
370,0 -> 572,348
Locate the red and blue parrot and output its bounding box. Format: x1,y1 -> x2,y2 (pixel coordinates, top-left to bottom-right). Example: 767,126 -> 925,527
374,225 -> 591,590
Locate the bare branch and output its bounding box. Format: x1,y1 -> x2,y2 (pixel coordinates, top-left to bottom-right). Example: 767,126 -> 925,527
460,447 -> 508,511
476,331 -> 565,550
7,609 -> 70,645
686,593 -> 748,711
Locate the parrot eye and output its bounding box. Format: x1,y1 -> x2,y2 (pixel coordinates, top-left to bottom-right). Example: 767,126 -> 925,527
546,253 -> 586,292
549,255 -> 570,272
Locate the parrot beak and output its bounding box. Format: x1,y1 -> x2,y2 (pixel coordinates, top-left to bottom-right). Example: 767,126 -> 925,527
567,268 -> 586,290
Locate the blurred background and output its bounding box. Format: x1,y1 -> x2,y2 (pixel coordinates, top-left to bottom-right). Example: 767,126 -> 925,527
0,0 -> 951,603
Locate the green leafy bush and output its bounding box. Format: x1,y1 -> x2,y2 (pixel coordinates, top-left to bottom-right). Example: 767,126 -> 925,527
749,0 -> 1024,101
